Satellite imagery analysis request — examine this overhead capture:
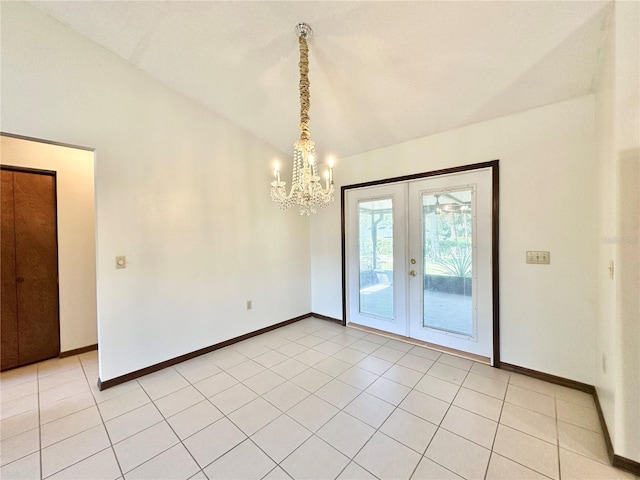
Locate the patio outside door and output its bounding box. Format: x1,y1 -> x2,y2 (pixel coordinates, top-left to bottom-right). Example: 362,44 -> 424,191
346,166 -> 494,360
407,169 -> 493,357
346,183 -> 408,336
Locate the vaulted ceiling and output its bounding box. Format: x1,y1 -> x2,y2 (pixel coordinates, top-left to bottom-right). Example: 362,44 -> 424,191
30,1 -> 612,159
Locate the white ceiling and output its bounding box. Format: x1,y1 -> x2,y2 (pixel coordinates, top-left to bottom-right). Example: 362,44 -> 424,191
30,1 -> 612,159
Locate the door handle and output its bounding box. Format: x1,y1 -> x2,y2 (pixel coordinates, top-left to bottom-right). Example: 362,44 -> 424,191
409,270 -> 417,277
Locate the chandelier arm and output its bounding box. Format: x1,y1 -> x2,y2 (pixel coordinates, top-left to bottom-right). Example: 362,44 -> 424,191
298,34 -> 311,141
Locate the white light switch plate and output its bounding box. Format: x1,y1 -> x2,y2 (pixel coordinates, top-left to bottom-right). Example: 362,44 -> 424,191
526,251 -> 550,264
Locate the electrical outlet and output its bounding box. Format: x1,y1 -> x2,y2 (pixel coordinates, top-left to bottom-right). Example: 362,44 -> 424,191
246,300 -> 252,310
609,260 -> 614,279
526,251 -> 550,264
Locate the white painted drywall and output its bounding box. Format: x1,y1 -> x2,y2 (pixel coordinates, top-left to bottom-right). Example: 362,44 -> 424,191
595,0 -> 640,463
594,2 -> 618,452
1,2 -> 311,381
311,95 -> 598,385
1,135 -> 97,353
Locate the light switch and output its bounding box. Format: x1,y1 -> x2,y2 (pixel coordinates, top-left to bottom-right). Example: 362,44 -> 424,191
116,256 -> 126,269
526,251 -> 550,264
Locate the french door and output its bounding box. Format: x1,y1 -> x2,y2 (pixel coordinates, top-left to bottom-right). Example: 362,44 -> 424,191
347,183 -> 408,335
346,166 -> 495,360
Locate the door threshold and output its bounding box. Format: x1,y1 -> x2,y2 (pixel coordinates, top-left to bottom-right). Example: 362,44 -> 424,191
347,322 -> 490,365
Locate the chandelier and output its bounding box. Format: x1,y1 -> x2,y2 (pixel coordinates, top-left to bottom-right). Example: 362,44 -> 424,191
271,23 -> 335,215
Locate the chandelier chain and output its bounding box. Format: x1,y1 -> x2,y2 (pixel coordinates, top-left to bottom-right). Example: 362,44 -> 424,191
298,34 -> 310,141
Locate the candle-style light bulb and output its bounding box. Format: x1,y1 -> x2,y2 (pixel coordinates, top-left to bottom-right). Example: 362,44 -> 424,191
324,170 -> 330,189
308,155 -> 315,166
274,160 -> 281,183
328,156 -> 334,183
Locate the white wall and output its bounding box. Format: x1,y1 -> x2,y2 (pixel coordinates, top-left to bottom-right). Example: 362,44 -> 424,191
594,2 -> 617,451
1,1 -> 311,382
1,135 -> 97,352
311,95 -> 598,385
612,7 -> 640,463
595,0 -> 640,463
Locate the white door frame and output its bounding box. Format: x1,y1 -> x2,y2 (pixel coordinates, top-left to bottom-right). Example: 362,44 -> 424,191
341,161 -> 500,365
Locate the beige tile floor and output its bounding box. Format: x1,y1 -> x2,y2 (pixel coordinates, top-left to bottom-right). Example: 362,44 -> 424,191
1,318 -> 637,480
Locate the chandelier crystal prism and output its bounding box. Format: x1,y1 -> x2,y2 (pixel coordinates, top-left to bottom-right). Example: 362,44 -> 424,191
271,23 -> 335,216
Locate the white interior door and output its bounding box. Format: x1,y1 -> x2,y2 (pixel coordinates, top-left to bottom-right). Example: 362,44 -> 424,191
408,169 -> 493,358
346,184 -> 408,336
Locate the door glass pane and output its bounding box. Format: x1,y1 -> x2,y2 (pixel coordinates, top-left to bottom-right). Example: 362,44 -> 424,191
358,199 -> 393,320
422,189 -> 473,336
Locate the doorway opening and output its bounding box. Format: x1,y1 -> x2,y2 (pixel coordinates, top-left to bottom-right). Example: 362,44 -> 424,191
0,133 -> 97,369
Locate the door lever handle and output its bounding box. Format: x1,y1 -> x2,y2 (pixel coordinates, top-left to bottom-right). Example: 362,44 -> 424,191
409,270 -> 417,277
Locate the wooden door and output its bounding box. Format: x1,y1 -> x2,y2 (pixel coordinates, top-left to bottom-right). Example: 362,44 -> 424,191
1,169 -> 60,370
1,171 -> 20,368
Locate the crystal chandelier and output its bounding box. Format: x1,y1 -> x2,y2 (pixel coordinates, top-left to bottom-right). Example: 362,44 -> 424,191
271,23 -> 335,215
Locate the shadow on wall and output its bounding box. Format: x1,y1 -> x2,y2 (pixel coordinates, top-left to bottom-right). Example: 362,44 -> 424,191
617,147 -> 640,459
466,3 -> 612,127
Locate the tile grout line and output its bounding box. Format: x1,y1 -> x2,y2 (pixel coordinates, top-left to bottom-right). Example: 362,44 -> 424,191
172,359 -> 314,478
422,360 -> 509,476
482,380 -> 507,480
37,362 -> 43,480
221,409 -> 297,476
488,375 -> 561,479
416,360 -> 472,479
373,352 -> 484,480
444,366 -> 564,478
200,328 -> 396,479
227,360 -> 326,439
39,404 -> 101,449
80,355 -> 126,480
261,464 -> 293,480
136,369 -> 213,478
346,347 -> 491,479
135,375 -> 213,473
308,337 -> 433,479
334,456 -> 380,480
35,358 -> 99,478
494,423 -> 566,478
556,393 -> 562,480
